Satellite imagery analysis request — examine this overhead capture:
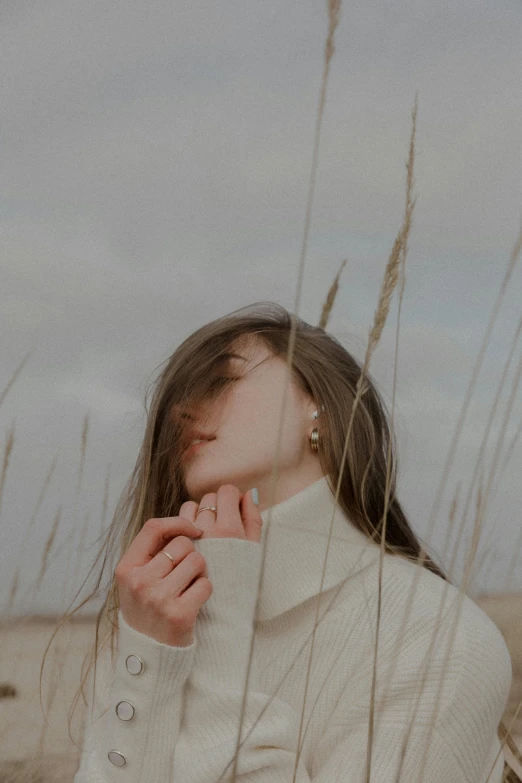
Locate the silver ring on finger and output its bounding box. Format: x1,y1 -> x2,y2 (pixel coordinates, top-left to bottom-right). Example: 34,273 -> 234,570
196,505 -> 217,518
159,550 -> 175,569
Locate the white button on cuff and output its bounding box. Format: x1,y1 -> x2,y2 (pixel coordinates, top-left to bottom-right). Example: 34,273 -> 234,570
108,750 -> 126,767
126,654 -> 143,674
116,700 -> 135,720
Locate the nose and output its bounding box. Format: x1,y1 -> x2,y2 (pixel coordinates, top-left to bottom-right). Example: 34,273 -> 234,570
172,403 -> 194,420
170,406 -> 193,437
171,402 -> 210,432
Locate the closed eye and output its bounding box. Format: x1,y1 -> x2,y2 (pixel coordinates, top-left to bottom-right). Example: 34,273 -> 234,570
209,376 -> 236,390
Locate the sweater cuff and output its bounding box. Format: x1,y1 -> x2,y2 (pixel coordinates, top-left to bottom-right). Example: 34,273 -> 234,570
116,607 -> 197,686
77,610 -> 198,781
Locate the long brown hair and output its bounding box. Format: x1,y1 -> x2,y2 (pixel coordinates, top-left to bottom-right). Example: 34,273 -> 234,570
41,301 -> 520,779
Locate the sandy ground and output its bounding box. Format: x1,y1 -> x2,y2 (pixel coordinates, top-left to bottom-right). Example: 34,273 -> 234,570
0,594 -> 521,781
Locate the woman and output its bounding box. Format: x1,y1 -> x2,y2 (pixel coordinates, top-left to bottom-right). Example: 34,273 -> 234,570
66,302 -> 516,782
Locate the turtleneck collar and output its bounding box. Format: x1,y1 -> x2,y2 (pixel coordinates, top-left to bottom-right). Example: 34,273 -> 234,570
256,474 -> 382,622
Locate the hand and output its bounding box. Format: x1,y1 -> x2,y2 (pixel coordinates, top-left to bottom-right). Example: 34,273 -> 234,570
179,484 -> 263,543
114,515 -> 210,648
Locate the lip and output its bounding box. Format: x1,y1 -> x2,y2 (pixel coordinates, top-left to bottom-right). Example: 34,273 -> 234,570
184,438 -> 215,457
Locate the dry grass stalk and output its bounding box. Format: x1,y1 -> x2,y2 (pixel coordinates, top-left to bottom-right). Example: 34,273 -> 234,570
387,310 -> 522,782
363,95 -> 417,783
76,414 -> 90,496
392,293 -> 522,781
325,0 -> 341,64
498,403 -> 522,487
6,568 -> 20,622
0,350 -> 32,410
35,506 -> 62,590
448,480 -> 461,532
367,426 -> 519,780
0,423 -> 14,521
374,225 -> 522,781
443,313 -> 522,574
462,350 -> 522,593
423,219 -> 522,573
481,347 -> 522,512
472,470 -> 496,592
293,96 -> 418,782
392,234 -> 522,779
59,414 -> 91,611
99,465 -> 111,539
12,522 -> 79,615
318,258 -> 348,330
37,632 -> 67,757
224,87 -> 420,783
368,116 -> 416,351
506,515 -> 522,593
289,93 -> 416,782
6,454 -> 60,612
228,3 -> 344,781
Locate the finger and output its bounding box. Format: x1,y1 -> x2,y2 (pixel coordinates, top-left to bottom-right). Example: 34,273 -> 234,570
118,517 -> 202,571
241,489 -> 263,543
161,543 -> 209,584
192,492 -> 217,533
216,485 -> 244,531
145,533 -> 196,580
179,500 -> 199,525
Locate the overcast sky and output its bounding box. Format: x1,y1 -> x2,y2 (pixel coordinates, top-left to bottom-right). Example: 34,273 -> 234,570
2,0 -> 522,617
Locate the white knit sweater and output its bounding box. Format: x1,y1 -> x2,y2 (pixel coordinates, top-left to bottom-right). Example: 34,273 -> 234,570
74,475 -> 512,782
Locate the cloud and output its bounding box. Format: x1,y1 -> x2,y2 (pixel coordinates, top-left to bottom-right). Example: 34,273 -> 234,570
2,0 -> 522,612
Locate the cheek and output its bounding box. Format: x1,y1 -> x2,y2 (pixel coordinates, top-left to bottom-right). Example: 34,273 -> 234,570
222,379 -> 300,447
231,384 -> 274,423
263,401 -> 305,453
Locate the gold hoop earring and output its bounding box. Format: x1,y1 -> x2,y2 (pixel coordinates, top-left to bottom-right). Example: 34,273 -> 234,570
310,408 -> 319,451
310,428 -> 319,452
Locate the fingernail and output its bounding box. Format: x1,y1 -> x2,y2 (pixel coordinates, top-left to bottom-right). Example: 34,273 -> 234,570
251,488 -> 259,506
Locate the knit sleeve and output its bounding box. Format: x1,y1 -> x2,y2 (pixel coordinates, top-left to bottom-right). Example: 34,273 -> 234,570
311,592 -> 512,783
306,581 -> 512,783
172,540 -> 513,783
73,610 -> 197,782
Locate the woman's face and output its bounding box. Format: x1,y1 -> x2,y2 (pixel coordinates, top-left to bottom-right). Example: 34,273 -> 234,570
177,340 -> 324,510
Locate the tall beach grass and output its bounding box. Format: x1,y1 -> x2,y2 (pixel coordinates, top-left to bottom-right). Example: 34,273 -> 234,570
1,1 -> 522,781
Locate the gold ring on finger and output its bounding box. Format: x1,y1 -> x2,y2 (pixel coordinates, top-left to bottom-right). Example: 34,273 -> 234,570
196,505 -> 217,518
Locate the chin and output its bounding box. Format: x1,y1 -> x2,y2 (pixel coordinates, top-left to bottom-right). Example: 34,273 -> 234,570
184,470 -> 247,503
184,471 -> 226,501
